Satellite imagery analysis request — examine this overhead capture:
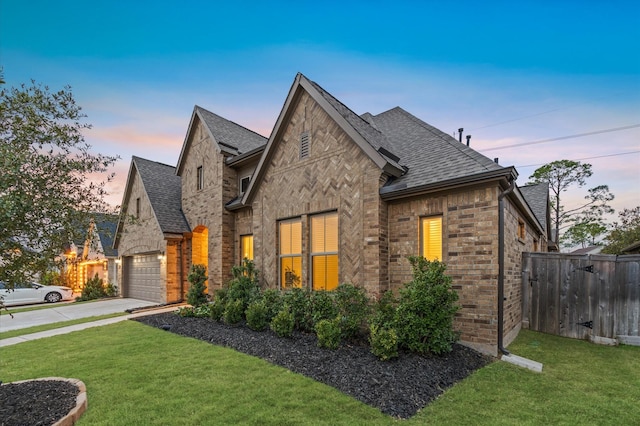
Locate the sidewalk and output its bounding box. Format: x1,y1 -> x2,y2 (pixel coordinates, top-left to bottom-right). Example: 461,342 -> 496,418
0,298 -> 181,347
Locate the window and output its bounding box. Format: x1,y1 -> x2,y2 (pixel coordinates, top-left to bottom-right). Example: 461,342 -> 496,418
311,212 -> 339,291
420,216 -> 442,261
533,239 -> 539,252
240,176 -> 251,194
518,219 -> 526,241
197,166 -> 204,190
300,131 -> 310,159
241,235 -> 254,261
279,219 -> 302,288
135,198 -> 140,218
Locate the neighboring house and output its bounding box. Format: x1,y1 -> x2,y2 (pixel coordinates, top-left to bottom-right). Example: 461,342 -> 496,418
65,215 -> 119,291
571,245 -> 604,255
114,73 -> 551,355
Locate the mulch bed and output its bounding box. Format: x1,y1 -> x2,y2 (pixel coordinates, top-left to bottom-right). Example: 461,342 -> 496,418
0,380 -> 78,426
134,312 -> 493,418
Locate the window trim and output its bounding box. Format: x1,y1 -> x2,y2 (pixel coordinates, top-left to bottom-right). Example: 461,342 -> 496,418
310,211 -> 339,291
239,175 -> 251,195
517,219 -> 526,242
419,215 -> 443,261
278,218 -> 302,289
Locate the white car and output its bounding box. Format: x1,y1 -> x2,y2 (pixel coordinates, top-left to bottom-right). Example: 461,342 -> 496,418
0,281 -> 75,306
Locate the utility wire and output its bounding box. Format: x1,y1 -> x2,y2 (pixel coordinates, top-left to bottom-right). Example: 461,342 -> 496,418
515,150 -> 640,169
480,124 -> 640,152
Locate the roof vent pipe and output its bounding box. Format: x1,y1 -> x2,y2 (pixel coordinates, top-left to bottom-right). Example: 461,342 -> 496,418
466,135 -> 471,146
458,128 -> 464,143
494,158 -> 499,163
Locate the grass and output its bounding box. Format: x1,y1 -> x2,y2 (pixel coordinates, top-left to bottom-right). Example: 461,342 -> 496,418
1,323 -> 638,425
0,312 -> 127,339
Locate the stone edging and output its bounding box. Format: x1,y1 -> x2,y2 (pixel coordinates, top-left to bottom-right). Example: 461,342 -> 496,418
5,377 -> 87,426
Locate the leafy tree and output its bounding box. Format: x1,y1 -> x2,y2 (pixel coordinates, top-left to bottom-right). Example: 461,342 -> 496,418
527,160 -> 614,244
560,216 -> 608,249
0,81 -> 118,289
601,207 -> 640,254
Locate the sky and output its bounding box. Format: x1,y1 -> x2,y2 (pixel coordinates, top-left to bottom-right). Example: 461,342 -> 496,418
1,0 -> 639,229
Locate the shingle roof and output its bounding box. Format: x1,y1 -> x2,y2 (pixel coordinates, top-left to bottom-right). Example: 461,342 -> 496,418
94,215 -> 118,257
133,156 -> 190,235
195,106 -> 267,155
519,183 -> 549,231
366,107 -> 506,192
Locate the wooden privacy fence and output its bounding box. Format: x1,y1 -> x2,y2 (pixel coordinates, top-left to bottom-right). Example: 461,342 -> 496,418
522,252 -> 640,342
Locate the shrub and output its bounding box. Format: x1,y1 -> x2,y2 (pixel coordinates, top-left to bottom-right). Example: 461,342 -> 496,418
394,256 -> 460,355
270,304 -> 295,338
245,300 -> 269,331
261,288 -> 283,322
209,291 -> 226,322
187,264 -> 208,307
315,317 -> 342,350
334,283 -> 370,341
310,291 -> 338,327
369,290 -> 397,330
282,288 -> 312,332
369,325 -> 399,361
76,274 -> 116,301
176,306 -> 196,317
226,259 -> 261,313
177,304 -> 211,318
223,299 -> 244,325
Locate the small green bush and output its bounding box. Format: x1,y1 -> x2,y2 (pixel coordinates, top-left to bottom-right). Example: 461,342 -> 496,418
261,288 -> 283,322
209,292 -> 226,321
334,283 -> 370,340
369,290 -> 397,330
310,290 -> 338,327
176,306 -> 196,317
394,256 -> 460,355
226,259 -> 261,313
270,304 -> 295,338
282,288 -> 312,332
177,304 -> 211,318
76,274 -> 117,302
223,299 -> 244,325
369,325 -> 399,361
187,264 -> 208,307
315,317 -> 342,350
245,300 -> 269,331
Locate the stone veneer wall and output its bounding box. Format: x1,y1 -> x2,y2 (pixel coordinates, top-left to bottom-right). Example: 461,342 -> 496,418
248,90 -> 386,296
388,184 -> 501,355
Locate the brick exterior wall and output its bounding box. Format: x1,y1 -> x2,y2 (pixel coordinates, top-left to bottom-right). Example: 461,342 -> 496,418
246,91 -> 385,294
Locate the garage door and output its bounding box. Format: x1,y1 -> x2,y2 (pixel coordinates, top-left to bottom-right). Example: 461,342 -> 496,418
124,253 -> 162,303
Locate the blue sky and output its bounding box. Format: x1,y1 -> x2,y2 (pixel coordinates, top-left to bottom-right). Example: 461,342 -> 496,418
2,0 -> 639,219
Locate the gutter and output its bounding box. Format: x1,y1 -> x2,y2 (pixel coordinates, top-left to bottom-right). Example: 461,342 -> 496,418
498,178 -> 516,356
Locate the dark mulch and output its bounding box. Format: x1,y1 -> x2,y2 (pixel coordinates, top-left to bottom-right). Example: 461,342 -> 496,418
0,380 -> 78,426
134,312 -> 493,419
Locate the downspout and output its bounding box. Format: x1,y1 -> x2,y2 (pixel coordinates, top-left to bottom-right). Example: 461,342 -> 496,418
498,178 -> 516,356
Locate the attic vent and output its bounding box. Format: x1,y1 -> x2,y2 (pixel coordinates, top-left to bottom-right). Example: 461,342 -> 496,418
300,131 -> 310,159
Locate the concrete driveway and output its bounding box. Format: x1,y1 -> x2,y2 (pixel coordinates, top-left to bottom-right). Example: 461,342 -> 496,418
0,298 -> 158,333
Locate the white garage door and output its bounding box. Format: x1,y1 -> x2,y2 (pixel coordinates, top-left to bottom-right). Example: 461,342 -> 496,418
124,253 -> 162,303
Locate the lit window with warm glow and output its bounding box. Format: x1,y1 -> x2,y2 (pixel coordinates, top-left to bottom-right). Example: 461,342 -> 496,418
420,216 -> 442,261
279,219 -> 302,288
311,212 -> 338,291
241,235 -> 254,261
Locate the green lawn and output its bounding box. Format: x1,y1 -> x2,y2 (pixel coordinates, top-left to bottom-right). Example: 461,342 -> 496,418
1,322 -> 638,425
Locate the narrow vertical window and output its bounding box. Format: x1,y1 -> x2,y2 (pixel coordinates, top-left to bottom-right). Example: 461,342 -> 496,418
533,239 -> 539,252
197,166 -> 204,190
241,235 -> 254,261
420,216 -> 442,261
518,219 -> 526,240
240,176 -> 250,194
311,212 -> 339,291
300,131 -> 310,159
135,198 -> 140,218
279,219 -> 302,288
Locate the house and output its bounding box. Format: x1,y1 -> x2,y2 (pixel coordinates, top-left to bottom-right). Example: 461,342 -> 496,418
114,73 -> 551,355
65,215 -> 119,291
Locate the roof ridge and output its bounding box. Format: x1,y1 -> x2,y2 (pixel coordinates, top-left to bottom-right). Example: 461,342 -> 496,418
195,105 -> 268,141
132,156 -> 176,169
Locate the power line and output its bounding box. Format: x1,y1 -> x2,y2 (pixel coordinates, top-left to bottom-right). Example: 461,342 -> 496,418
480,124 -> 640,152
470,107 -> 568,130
515,150 -> 640,169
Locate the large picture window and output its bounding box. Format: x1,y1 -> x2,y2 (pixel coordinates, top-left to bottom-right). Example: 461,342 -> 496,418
420,216 -> 442,261
241,235 -> 254,261
279,219 -> 302,288
311,212 -> 338,291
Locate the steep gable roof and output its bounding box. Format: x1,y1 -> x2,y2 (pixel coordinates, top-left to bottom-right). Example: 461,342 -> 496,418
93,214 -> 118,257
176,106 -> 267,175
114,156 -> 190,248
241,73 -> 405,206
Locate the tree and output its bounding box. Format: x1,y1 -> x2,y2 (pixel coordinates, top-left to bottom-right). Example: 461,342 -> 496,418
560,217 -> 608,249
527,160 -> 614,245
601,207 -> 640,254
1,81 -> 118,289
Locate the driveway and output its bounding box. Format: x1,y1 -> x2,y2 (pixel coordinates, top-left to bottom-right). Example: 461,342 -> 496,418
0,298 -> 158,333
